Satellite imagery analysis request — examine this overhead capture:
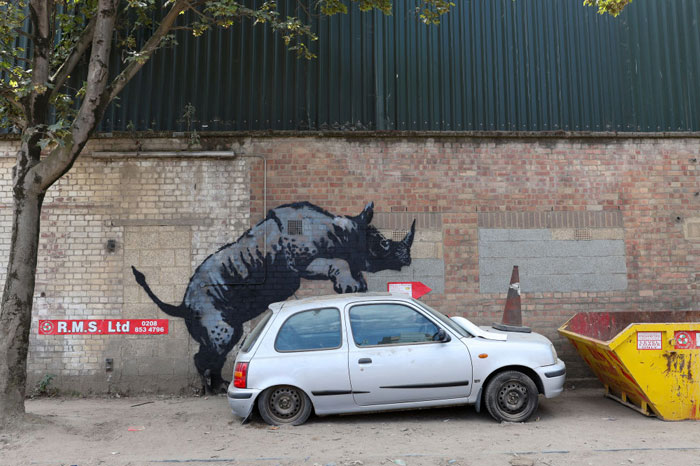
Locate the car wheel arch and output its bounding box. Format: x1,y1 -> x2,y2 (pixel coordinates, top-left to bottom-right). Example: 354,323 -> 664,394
480,365 -> 544,405
251,384 -> 317,419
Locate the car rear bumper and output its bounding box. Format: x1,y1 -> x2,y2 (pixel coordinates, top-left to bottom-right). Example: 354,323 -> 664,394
227,385 -> 261,420
535,358 -> 566,398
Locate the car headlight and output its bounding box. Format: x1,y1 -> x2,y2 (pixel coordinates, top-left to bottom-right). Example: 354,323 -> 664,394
550,343 -> 558,363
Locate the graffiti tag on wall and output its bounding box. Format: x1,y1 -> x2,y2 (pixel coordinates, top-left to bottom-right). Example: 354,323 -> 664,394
132,201 -> 415,393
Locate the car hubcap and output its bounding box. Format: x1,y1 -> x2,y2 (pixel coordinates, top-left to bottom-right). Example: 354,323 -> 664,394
270,387 -> 302,420
498,381 -> 528,413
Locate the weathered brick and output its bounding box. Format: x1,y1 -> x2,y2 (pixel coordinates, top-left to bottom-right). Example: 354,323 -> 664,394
2,134 -> 697,394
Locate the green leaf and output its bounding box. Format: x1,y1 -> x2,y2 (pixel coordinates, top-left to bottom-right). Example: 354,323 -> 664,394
38,138 -> 51,150
583,0 -> 633,16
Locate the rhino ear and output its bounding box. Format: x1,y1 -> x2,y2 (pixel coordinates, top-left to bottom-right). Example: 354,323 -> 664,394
402,219 -> 416,247
355,201 -> 374,225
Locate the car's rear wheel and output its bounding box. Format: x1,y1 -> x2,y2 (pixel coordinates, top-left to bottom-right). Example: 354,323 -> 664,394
257,385 -> 312,426
484,370 -> 539,423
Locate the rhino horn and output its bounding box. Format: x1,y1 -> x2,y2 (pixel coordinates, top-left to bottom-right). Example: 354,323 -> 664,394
402,220 -> 416,247
355,201 -> 374,225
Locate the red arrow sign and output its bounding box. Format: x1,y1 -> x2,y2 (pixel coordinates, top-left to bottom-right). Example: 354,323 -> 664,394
387,282 -> 432,299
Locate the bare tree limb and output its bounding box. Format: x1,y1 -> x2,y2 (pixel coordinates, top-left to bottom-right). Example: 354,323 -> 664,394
184,0 -> 207,9
184,2 -> 214,22
105,0 -> 188,105
294,0 -> 314,19
11,28 -> 33,40
2,55 -> 31,65
26,0 -> 54,136
30,0 -> 119,192
50,16 -> 97,101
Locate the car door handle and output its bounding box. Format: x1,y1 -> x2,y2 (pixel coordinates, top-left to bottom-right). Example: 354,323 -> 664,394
358,358 -> 372,364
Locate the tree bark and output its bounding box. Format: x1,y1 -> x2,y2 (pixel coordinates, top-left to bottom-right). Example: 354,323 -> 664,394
0,0 -> 118,422
0,157 -> 44,422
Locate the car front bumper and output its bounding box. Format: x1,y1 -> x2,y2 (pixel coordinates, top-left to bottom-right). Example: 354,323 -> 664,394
227,385 -> 261,420
535,358 -> 566,398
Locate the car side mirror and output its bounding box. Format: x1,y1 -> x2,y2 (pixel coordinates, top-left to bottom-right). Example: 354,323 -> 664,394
435,328 -> 451,343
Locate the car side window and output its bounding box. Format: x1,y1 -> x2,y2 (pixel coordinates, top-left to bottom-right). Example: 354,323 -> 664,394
275,308 -> 342,352
240,309 -> 273,353
349,303 -> 440,347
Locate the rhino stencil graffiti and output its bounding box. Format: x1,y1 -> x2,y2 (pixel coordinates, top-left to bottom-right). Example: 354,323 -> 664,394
132,201 -> 415,393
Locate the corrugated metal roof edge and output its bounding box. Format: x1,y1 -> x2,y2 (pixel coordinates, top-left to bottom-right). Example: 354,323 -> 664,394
3,130 -> 700,142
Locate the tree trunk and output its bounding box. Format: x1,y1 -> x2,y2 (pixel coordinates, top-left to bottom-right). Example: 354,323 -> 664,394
0,174 -> 43,421
0,0 -> 118,423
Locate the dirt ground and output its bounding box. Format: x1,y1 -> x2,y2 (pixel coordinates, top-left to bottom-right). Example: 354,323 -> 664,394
1,388 -> 700,466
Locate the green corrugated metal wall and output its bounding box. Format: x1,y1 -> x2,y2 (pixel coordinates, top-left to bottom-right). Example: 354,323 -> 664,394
100,0 -> 700,133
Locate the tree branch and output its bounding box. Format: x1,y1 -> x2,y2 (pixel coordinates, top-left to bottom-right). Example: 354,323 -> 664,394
104,0 -> 188,105
3,55 -> 32,65
184,2 -> 213,22
30,0 -> 119,192
26,0 -> 54,132
0,89 -> 27,129
12,28 -> 33,40
50,16 -> 97,101
0,64 -> 27,80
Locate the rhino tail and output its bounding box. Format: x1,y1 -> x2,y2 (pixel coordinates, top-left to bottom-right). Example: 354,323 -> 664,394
131,266 -> 187,318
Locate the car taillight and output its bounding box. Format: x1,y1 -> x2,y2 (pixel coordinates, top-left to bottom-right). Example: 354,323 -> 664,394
233,362 -> 248,389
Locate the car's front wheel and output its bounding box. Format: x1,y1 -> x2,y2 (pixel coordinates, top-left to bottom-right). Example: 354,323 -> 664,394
257,385 -> 312,426
484,370 -> 539,422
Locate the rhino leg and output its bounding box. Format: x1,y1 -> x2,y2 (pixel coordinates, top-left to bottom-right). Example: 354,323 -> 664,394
304,258 -> 367,293
192,316 -> 242,395
194,347 -> 227,395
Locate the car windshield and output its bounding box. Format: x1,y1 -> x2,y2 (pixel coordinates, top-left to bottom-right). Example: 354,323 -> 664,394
240,309 -> 273,353
414,300 -> 472,338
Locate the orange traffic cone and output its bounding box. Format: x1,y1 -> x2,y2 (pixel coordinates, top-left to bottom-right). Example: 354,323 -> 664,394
492,265 -> 531,333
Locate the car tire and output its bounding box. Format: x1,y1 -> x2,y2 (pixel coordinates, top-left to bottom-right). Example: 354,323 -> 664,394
484,370 -> 539,423
257,385 -> 312,426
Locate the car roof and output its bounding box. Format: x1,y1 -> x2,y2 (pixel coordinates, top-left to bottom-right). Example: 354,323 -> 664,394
268,293 -> 415,314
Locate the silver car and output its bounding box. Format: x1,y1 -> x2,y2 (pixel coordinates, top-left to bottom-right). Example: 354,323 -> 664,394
227,293 -> 565,425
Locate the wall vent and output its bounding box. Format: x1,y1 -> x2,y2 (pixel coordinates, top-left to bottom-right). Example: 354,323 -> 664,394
574,229 -> 592,241
392,230 -> 408,242
287,220 -> 303,235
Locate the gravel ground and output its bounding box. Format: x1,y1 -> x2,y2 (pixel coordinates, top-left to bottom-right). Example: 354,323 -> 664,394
1,387 -> 700,466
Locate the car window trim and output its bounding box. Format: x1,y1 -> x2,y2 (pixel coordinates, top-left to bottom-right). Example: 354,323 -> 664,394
274,307 -> 343,353
412,300 -> 473,338
346,301 -> 450,349
240,309 -> 274,354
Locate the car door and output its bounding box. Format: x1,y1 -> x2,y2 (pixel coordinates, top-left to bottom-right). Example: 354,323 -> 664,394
346,301 -> 473,407
268,307 -> 354,412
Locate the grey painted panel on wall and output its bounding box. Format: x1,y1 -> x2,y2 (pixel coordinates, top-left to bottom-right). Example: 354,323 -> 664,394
479,229 -> 627,293
479,239 -> 626,259
367,258 -> 445,295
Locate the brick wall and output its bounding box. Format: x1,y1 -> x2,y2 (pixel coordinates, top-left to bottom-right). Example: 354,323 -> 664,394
0,134 -> 697,392
243,136 -> 699,379
0,137 -> 250,394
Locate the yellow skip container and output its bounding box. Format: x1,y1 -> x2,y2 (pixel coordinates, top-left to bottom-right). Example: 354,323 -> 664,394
559,311 -> 700,420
